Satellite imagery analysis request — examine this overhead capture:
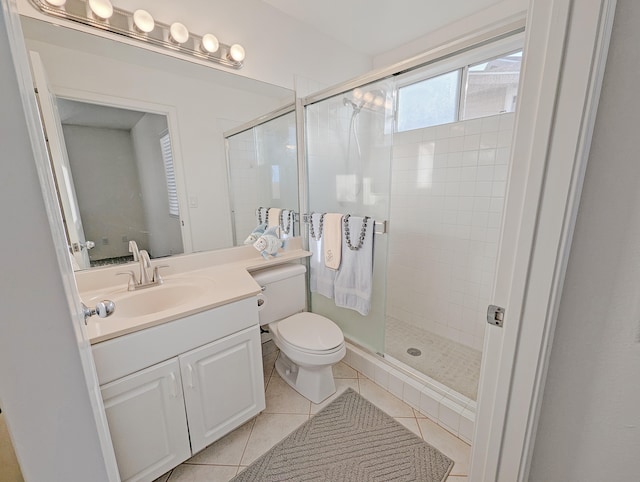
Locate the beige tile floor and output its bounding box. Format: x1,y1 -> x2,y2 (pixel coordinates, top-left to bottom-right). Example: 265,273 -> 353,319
154,347 -> 471,481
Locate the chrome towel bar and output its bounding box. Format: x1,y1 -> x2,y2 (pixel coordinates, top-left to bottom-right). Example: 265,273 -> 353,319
302,213 -> 388,235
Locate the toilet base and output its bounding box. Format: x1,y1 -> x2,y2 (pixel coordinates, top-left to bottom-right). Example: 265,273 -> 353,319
274,352 -> 336,404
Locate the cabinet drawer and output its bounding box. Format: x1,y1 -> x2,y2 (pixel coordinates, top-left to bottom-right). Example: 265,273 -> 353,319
93,297 -> 257,385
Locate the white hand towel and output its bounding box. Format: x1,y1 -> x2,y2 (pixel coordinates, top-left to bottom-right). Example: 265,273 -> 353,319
334,215 -> 374,316
309,213 -> 336,299
323,213 -> 343,270
268,208 -> 282,230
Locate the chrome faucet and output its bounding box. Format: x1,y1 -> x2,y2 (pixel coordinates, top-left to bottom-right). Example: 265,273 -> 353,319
138,249 -> 152,285
128,240 -> 140,261
119,241 -> 169,291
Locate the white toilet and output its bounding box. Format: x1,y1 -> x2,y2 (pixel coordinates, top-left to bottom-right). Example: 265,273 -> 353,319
251,264 -> 346,404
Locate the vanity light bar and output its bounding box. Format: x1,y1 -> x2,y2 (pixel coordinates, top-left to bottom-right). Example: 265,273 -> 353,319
29,0 -> 245,69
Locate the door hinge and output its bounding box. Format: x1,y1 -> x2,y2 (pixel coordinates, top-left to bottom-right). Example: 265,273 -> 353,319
487,305 -> 505,327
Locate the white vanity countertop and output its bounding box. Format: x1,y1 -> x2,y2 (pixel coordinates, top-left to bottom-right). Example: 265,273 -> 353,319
79,242 -> 311,344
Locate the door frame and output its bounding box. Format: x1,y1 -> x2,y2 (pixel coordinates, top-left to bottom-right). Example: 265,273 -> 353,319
30,51 -> 92,269
473,0 -> 617,480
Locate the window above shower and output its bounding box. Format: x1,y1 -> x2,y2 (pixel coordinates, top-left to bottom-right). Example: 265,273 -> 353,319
396,48 -> 523,133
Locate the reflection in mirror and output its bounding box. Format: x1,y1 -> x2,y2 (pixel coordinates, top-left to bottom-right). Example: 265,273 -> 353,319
20,15 -> 295,270
57,99 -> 184,267
226,109 -> 299,245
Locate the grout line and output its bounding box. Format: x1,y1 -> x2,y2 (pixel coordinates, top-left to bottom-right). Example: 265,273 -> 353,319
237,416 -> 257,468
415,414 -> 425,440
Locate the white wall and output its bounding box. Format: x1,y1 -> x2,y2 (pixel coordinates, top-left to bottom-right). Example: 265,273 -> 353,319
26,37 -> 290,254
0,6 -> 113,479
388,113 -> 514,351
373,0 -> 528,69
530,0 -> 640,479
131,113 -> 183,258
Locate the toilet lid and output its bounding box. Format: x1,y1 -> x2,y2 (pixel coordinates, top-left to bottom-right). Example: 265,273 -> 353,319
278,312 -> 344,351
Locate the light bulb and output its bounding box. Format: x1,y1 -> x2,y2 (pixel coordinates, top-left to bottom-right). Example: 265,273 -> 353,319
88,0 -> 113,20
169,22 -> 189,44
44,0 -> 67,7
374,95 -> 384,107
363,91 -> 374,103
228,44 -> 245,62
353,88 -> 363,100
133,10 -> 154,33
201,34 -> 219,54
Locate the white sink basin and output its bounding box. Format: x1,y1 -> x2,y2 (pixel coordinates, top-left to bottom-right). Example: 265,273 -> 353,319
86,277 -> 216,320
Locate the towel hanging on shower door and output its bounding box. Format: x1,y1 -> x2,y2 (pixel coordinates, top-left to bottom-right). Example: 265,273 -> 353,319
309,213 -> 336,299
334,215 -> 374,316
323,213 -> 343,270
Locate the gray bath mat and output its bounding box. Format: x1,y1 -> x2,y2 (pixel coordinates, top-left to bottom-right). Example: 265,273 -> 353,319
232,388 -> 454,481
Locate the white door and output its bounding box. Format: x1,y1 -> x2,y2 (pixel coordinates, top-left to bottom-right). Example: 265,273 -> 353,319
101,358 -> 191,482
180,326 -> 265,454
29,51 -> 92,269
471,1 -> 617,480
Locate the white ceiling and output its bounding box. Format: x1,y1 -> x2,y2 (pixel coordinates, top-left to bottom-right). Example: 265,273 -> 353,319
261,0 -> 505,56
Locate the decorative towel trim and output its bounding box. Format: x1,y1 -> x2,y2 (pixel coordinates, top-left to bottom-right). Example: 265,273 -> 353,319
343,214 -> 370,250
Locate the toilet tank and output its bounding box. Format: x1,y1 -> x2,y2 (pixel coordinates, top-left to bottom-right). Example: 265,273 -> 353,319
250,264 -> 307,326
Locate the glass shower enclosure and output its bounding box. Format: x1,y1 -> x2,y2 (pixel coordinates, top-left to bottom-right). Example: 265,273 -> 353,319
225,107 -> 299,245
304,79 -> 394,354
304,39 -> 522,403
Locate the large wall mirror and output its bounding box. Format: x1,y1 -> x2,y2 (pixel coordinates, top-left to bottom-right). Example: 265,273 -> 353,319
20,15 -> 296,270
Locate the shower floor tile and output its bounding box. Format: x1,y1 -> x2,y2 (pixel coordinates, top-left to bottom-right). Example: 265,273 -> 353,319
385,317 -> 481,400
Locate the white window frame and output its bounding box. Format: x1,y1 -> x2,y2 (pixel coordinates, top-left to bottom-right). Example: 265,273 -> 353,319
395,34 -> 525,132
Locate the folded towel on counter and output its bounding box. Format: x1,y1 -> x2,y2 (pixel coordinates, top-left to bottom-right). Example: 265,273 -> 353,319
334,215 -> 374,316
309,213 -> 336,299
323,213 -> 343,270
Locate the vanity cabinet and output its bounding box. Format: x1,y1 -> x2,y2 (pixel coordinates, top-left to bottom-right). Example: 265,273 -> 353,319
100,358 -> 191,482
180,328 -> 264,454
92,298 -> 265,482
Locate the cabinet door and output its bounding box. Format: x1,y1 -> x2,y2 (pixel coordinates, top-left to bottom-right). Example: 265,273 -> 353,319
101,358 -> 191,482
180,326 -> 265,454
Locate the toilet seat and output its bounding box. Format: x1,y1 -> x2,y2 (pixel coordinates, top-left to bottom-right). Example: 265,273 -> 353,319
275,312 -> 344,353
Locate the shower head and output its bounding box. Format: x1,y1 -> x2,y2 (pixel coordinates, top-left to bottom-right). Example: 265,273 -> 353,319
343,97 -> 362,113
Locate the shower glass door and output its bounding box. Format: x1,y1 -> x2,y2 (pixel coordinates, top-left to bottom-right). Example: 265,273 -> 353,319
304,79 -> 394,354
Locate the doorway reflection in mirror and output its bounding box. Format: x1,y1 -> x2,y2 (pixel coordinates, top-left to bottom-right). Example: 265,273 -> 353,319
56,99 -> 184,268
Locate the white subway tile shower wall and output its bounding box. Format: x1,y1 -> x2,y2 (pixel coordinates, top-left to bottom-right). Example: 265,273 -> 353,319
387,113 -> 514,351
